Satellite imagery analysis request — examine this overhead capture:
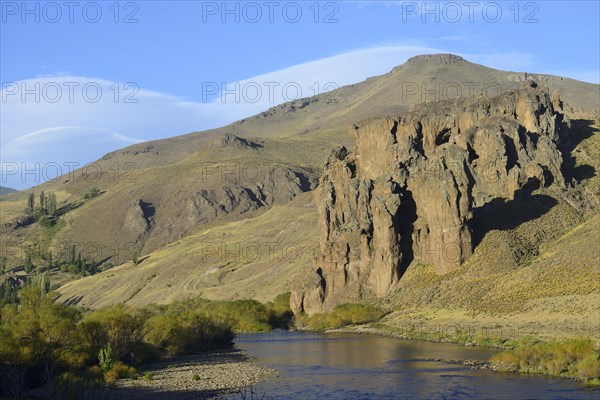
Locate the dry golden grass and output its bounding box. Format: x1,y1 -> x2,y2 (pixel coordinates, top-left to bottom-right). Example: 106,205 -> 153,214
56,191 -> 319,308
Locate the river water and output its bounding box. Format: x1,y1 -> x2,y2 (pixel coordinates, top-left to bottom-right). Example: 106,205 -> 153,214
232,330 -> 597,400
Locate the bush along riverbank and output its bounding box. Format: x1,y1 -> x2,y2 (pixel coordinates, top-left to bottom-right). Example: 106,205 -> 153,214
292,305 -> 600,387
370,322 -> 599,386
293,303 -> 387,330
0,289 -> 293,399
492,338 -> 600,387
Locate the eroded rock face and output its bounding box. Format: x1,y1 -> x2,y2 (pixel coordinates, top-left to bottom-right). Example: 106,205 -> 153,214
292,82 -> 570,314
125,199 -> 153,241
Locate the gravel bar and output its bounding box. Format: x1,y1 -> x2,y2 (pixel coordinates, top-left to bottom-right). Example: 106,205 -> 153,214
109,349 -> 278,400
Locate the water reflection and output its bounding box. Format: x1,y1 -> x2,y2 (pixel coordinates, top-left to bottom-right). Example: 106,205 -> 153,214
233,330 -> 597,400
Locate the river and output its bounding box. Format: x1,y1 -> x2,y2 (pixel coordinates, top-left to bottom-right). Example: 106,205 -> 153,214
232,330 -> 597,400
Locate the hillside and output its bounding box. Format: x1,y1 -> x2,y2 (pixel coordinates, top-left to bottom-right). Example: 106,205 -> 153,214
0,55 -> 598,336
0,186 -> 17,196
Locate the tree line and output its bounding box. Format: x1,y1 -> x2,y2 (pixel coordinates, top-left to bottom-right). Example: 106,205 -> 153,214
26,191 -> 58,218
0,289 -> 292,398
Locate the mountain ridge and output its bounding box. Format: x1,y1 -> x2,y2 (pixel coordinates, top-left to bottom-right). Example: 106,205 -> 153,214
0,55 -> 598,337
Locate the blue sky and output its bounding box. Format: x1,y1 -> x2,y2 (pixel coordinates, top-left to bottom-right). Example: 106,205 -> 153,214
1,0 -> 599,189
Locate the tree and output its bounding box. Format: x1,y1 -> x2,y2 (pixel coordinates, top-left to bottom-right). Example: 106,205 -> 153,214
132,250 -> 139,265
89,261 -> 97,275
47,193 -> 57,216
69,245 -> 77,265
46,252 -> 53,270
42,272 -> 51,294
27,193 -> 35,215
0,288 -> 82,392
0,256 -> 6,274
76,252 -> 83,274
98,344 -> 116,371
39,191 -> 46,214
24,253 -> 33,274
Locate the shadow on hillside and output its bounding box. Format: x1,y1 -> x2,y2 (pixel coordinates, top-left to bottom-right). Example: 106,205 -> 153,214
55,200 -> 83,217
560,119 -> 597,183
469,179 -> 558,247
62,295 -> 84,307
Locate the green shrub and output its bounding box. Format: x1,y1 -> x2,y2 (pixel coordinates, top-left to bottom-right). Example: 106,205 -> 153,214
143,372 -> 154,381
577,353 -> 600,380
98,345 -> 116,371
192,373 -> 201,381
37,215 -> 55,227
491,338 -> 600,382
0,291 -> 283,397
295,303 -> 386,330
81,304 -> 145,361
266,292 -> 294,328
83,188 -> 100,199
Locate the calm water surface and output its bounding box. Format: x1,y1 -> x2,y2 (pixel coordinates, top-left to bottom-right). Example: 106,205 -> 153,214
232,330 -> 597,400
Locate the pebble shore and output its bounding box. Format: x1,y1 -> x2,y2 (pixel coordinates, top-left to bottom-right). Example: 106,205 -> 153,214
109,349 -> 278,399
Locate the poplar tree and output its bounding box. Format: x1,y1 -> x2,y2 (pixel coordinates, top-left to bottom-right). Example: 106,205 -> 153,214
47,193 -> 57,216
27,193 -> 35,215
39,191 -> 46,214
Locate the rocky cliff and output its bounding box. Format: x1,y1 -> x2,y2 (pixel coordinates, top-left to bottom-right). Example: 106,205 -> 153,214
291,81 -> 570,314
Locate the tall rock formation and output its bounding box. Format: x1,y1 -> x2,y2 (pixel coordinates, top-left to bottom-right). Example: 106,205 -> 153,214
291,81 -> 570,314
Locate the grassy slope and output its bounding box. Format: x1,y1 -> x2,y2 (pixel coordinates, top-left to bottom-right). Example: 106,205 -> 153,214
57,191 -> 319,308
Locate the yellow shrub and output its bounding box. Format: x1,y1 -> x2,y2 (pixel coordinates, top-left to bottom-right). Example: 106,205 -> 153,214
104,362 -> 136,383
577,353 -> 600,380
103,370 -> 119,384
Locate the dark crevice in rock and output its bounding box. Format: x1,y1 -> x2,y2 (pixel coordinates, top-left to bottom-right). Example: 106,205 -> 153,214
466,143 -> 479,162
414,121 -> 425,156
503,134 -> 519,170
293,171 -> 314,192
139,201 -> 155,224
435,128 -> 452,146
398,189 -> 417,274
390,121 -> 399,144
242,188 -> 265,207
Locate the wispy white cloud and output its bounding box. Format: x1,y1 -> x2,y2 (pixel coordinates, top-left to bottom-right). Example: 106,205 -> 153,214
1,45 -> 442,189
1,45 -> 596,189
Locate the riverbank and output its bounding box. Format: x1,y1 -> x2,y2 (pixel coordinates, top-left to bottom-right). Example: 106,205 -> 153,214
327,320 -> 600,388
107,349 -> 278,400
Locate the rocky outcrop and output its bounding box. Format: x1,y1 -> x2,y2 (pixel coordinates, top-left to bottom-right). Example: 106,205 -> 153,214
125,199 -> 154,241
291,81 -> 570,314
215,134 -> 263,149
